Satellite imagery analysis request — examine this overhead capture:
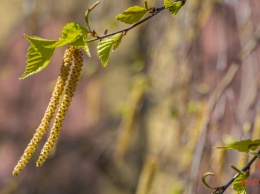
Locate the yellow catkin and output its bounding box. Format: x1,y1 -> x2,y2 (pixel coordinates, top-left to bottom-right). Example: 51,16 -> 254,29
36,48 -> 83,167
136,156 -> 159,194
12,46 -> 75,176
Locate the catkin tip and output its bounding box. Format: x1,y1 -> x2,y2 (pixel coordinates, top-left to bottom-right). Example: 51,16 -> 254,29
36,160 -> 43,167
12,170 -> 19,176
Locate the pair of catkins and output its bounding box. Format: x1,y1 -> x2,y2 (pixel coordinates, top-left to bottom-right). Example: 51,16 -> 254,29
13,47 -> 83,176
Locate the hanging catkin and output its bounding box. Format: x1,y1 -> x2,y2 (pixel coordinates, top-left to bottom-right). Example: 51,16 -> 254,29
12,46 -> 75,176
36,48 -> 83,167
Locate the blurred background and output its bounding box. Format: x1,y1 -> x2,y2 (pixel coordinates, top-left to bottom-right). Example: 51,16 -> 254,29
0,0 -> 260,193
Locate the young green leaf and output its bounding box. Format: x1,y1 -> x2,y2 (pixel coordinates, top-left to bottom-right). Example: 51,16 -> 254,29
49,22 -> 90,56
97,38 -> 113,67
164,0 -> 183,16
216,139 -> 260,153
232,174 -> 248,194
112,33 -> 124,50
70,35 -> 91,57
97,33 -> 124,67
80,41 -> 91,57
20,35 -> 57,79
116,6 -> 147,24
52,23 -> 88,46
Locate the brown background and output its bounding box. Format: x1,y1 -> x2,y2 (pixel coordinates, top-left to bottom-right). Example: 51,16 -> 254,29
0,0 -> 260,193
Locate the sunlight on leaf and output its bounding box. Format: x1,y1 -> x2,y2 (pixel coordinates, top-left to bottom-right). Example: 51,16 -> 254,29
164,0 -> 182,16
52,22 -> 89,49
216,139 -> 260,153
112,33 -> 123,50
116,6 -> 147,24
232,174 -> 248,194
70,35 -> 91,57
49,22 -> 90,57
97,38 -> 114,67
97,33 -> 124,67
20,35 -> 57,79
20,22 -> 91,79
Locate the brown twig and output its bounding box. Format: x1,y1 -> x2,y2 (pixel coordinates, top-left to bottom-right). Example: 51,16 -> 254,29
87,6 -> 165,43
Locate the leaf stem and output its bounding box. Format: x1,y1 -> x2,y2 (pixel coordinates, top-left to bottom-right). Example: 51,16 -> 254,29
87,6 -> 165,43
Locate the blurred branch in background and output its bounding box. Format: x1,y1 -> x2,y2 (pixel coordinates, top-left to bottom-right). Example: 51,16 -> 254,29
189,24 -> 260,194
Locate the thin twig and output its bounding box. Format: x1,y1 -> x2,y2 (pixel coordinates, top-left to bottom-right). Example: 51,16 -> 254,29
217,150 -> 260,193
87,6 -> 165,43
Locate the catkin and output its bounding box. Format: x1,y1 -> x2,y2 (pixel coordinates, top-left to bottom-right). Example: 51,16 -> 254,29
36,48 -> 83,167
12,46 -> 75,176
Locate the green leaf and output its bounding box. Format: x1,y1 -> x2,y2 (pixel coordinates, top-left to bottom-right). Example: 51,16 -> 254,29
216,139 -> 260,153
20,35 -> 57,79
116,6 -> 147,24
80,41 -> 91,57
112,33 -> 123,50
232,174 -> 248,194
97,38 -> 113,67
70,35 -> 91,57
164,0 -> 183,16
52,22 -> 88,46
51,22 -> 90,56
97,33 -> 124,67
20,22 -> 91,79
